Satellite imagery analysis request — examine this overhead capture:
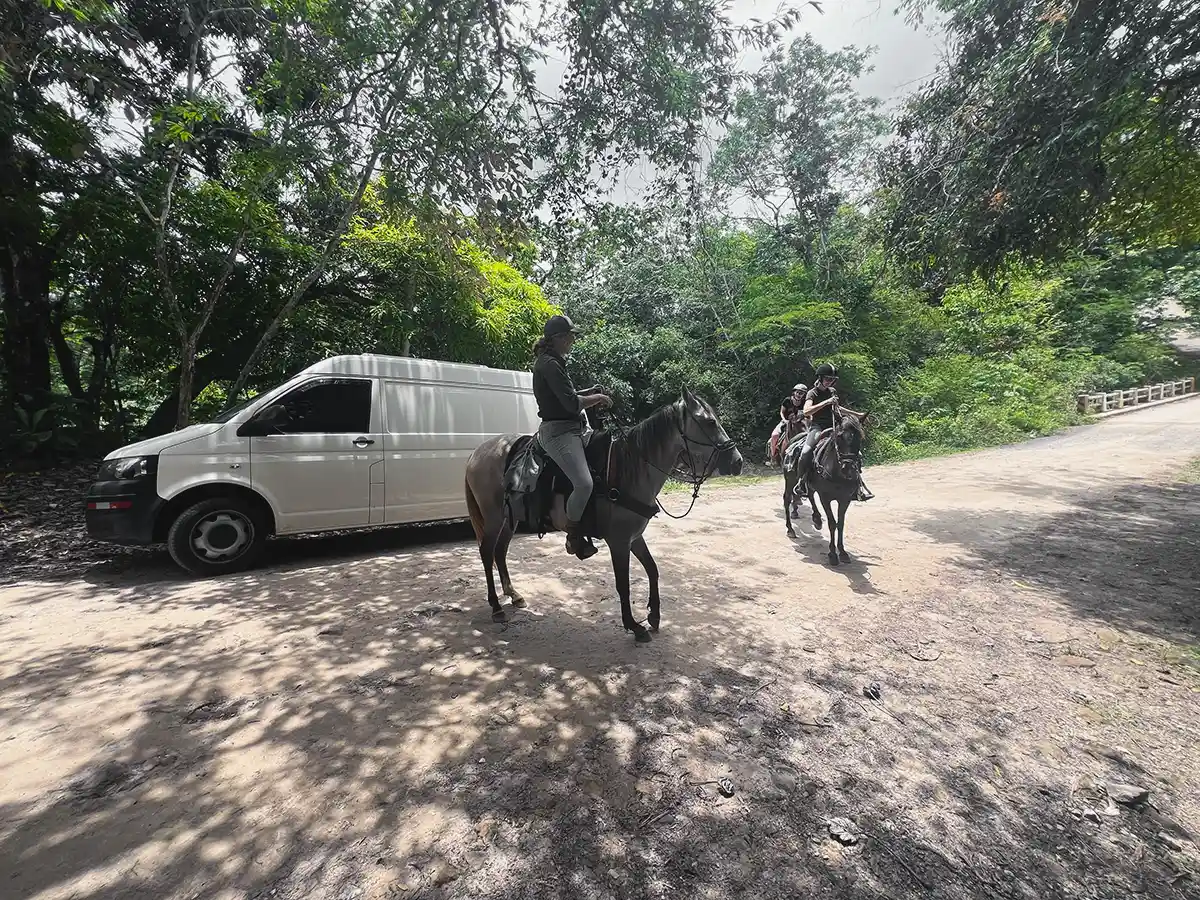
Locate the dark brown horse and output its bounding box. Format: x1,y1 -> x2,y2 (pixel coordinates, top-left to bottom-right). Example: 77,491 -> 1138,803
783,412 -> 869,565
464,390 -> 742,643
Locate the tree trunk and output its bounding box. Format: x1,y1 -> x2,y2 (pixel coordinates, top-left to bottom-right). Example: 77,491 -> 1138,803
48,303 -> 85,401
0,131 -> 53,419
176,339 -> 198,430
142,333 -> 260,437
0,247 -> 53,415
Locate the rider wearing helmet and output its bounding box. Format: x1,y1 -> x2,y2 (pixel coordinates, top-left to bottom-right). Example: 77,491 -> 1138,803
798,363 -> 873,502
769,383 -> 807,465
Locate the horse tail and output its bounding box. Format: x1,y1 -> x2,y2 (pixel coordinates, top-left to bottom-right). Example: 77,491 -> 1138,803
465,477 -> 485,545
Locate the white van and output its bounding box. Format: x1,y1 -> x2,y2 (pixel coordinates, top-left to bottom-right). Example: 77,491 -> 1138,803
85,355 -> 539,576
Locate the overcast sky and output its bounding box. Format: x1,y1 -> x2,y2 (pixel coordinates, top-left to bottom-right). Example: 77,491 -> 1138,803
559,0 -> 949,206
737,0 -> 947,104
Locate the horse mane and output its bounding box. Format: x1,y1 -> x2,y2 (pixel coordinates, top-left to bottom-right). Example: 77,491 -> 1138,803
612,401 -> 682,484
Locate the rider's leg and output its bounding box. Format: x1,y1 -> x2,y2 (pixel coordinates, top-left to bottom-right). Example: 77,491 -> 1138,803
797,426 -> 821,492
538,421 -> 596,559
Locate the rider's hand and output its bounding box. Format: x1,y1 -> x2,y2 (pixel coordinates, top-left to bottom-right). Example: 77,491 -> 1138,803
595,394 -> 613,409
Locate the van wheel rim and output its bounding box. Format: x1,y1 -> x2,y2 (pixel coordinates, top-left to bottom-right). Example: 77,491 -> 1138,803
191,511 -> 253,561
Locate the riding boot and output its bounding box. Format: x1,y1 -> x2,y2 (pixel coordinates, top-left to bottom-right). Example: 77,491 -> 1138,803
856,478 -> 874,502
797,452 -> 814,497
795,471 -> 809,498
565,521 -> 599,560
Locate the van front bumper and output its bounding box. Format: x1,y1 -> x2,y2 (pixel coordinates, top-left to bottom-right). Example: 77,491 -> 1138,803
85,477 -> 165,545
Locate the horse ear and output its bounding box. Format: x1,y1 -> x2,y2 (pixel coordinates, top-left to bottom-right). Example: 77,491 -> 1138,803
860,411 -> 870,426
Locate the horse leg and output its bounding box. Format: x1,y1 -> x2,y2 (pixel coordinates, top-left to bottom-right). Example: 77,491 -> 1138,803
476,525 -> 507,620
611,541 -> 651,643
466,479 -> 507,622
837,497 -> 851,563
630,536 -> 660,632
810,485 -> 823,531
495,524 -> 526,608
783,473 -> 795,538
822,494 -> 839,566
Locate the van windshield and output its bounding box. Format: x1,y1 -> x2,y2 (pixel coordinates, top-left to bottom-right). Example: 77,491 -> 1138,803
208,397 -> 256,424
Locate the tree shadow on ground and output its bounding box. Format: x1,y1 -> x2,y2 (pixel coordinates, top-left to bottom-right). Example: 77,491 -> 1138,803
2,526 -> 1195,900
911,477 -> 1200,645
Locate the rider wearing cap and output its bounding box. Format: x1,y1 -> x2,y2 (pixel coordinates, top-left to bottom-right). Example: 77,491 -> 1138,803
532,314 -> 613,559
798,363 -> 874,502
770,383 -> 807,465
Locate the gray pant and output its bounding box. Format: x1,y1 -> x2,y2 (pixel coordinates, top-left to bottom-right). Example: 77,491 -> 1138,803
800,423 -> 824,467
538,419 -> 593,523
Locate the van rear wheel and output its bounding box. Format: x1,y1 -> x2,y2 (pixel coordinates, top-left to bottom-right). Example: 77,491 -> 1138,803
167,496 -> 266,577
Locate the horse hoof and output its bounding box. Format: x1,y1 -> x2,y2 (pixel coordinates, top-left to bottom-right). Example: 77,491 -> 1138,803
509,594 -> 527,609
491,609 -> 508,623
786,529 -> 795,539
634,628 -> 652,644
648,616 -> 660,633
828,554 -> 840,567
812,518 -> 823,531
839,552 -> 851,563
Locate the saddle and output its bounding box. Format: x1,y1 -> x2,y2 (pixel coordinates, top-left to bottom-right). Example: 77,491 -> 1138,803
502,431 -> 659,538
783,427 -> 838,480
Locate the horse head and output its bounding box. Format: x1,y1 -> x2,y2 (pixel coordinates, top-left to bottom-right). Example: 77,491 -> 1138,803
833,411 -> 869,480
679,388 -> 743,477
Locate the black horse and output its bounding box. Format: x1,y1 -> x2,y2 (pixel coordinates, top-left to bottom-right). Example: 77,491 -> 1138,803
782,412 -> 869,565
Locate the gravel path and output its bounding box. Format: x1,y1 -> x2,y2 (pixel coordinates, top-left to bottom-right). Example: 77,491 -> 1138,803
2,397 -> 1199,900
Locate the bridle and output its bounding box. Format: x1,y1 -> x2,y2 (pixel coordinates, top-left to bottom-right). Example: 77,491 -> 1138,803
611,399 -> 738,520
829,409 -> 864,481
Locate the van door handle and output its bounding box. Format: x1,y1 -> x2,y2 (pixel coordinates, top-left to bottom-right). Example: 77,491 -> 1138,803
352,436 -> 375,447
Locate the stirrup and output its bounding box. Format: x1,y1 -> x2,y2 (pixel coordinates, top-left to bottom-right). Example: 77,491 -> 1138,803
566,528 -> 599,560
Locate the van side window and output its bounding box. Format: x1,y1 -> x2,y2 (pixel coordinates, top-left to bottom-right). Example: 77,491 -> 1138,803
275,378 -> 372,433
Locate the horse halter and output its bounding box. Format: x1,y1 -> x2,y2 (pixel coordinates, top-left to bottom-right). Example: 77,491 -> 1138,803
831,416 -> 864,478
647,402 -> 736,519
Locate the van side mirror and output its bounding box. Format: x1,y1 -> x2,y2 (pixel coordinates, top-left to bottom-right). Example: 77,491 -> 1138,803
237,403 -> 290,437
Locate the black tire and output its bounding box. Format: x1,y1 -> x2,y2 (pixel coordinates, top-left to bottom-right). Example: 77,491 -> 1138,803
166,496 -> 267,577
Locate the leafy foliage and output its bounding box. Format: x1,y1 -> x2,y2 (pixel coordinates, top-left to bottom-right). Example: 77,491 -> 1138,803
2,0 -> 1196,469
883,0 -> 1200,272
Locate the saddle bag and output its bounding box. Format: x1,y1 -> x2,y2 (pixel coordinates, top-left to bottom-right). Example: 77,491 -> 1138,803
503,438 -> 547,532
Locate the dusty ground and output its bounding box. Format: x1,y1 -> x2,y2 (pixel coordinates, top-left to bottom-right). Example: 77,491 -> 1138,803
2,399 -> 1199,900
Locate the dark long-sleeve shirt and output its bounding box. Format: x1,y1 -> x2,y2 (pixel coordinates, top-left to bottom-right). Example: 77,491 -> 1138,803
533,352 -> 581,421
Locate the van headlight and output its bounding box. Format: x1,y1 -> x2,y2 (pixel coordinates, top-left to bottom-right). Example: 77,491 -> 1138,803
98,456 -> 158,480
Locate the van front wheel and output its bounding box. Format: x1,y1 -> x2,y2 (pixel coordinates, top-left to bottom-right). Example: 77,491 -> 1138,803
167,497 -> 266,577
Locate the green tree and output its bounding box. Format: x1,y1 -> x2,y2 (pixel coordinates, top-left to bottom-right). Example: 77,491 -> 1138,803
707,35 -> 887,260
883,0 -> 1200,273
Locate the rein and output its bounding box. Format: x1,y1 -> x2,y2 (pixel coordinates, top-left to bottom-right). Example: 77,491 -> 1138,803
605,403 -> 736,520
822,411 -> 864,482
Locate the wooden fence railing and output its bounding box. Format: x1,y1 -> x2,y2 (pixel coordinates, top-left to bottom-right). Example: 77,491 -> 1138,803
1077,377 -> 1196,414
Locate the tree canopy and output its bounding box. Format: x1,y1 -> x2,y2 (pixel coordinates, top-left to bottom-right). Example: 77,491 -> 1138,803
2,0 -> 1197,463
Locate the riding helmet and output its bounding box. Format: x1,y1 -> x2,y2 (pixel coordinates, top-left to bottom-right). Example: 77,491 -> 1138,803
815,363 -> 838,379
792,383 -> 807,392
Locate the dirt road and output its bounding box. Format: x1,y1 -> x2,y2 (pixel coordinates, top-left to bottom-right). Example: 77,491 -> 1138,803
3,399 -> 1199,900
